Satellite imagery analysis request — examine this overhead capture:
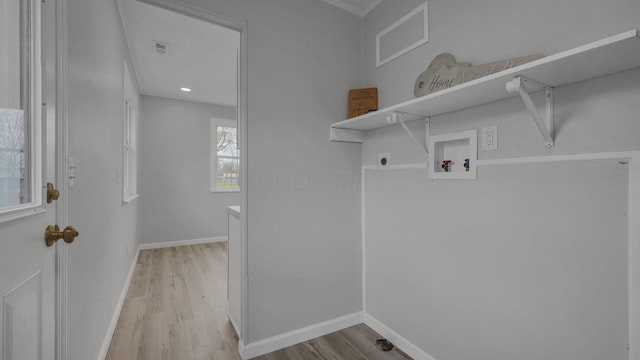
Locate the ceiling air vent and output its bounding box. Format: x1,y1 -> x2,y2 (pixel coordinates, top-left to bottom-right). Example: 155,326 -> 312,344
152,40 -> 169,55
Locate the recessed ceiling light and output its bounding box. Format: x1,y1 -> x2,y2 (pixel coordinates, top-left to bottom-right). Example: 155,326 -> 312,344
180,87 -> 192,92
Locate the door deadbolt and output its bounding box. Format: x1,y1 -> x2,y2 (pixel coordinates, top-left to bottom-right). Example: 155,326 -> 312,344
45,225 -> 79,247
47,183 -> 60,203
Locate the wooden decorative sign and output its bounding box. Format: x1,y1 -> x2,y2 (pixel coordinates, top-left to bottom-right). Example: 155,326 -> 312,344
414,53 -> 544,97
348,88 -> 378,119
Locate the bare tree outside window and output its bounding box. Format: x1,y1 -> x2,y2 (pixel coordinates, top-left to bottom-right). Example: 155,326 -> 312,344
1,0 -> 32,210
217,126 -> 235,153
0,109 -> 27,207
215,126 -> 239,190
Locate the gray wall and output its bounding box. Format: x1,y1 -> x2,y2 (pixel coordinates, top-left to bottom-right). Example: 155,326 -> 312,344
66,0 -> 140,358
166,0 -> 364,344
245,0 -> 363,343
366,164 -> 629,360
139,95 -> 238,244
362,0 -> 640,359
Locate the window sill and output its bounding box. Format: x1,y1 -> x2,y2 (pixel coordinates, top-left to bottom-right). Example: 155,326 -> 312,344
210,189 -> 240,193
0,206 -> 47,224
122,194 -> 140,204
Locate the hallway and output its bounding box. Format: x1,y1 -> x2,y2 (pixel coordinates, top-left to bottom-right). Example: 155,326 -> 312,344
106,243 -> 242,359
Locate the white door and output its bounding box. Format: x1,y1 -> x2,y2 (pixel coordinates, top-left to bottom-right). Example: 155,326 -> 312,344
0,0 -> 66,359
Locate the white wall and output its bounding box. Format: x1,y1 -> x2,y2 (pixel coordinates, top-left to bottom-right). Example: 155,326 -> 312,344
362,0 -> 640,359
366,163 -> 629,360
248,0 -> 361,342
244,0 -> 363,343
139,95 -> 238,244
157,0 -> 364,345
66,0 -> 140,358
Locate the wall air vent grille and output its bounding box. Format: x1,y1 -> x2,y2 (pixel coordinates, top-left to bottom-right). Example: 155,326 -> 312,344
152,40 -> 169,55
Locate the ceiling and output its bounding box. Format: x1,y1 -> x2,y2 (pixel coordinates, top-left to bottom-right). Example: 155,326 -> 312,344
115,0 -> 382,106
116,0 -> 239,106
321,0 -> 384,17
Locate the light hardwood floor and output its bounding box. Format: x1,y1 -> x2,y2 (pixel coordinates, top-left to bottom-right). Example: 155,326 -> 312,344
106,243 -> 242,360
106,243 -> 412,360
252,323 -> 412,360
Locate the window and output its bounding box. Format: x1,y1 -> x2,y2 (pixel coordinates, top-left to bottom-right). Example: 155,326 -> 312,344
0,0 -> 42,218
122,62 -> 138,202
211,118 -> 239,192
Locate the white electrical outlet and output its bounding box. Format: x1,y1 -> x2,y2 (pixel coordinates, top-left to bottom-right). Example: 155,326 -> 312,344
481,126 -> 498,151
378,153 -> 391,168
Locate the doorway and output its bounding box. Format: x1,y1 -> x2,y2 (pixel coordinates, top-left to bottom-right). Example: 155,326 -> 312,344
114,0 -> 248,350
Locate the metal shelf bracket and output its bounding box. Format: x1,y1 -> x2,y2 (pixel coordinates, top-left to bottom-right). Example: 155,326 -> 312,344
506,76 -> 555,149
387,111 -> 430,158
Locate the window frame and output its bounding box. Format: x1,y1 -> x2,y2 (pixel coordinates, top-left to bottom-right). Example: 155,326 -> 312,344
0,0 -> 45,223
210,118 -> 239,193
122,62 -> 139,204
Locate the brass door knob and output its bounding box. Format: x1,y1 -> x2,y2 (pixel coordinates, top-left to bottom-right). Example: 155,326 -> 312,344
45,225 -> 79,247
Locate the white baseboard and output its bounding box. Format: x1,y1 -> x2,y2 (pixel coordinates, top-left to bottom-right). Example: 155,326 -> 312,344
240,311 -> 363,359
97,248 -> 140,360
228,312 -> 241,339
139,236 -> 227,250
364,313 -> 438,360
238,339 -> 246,359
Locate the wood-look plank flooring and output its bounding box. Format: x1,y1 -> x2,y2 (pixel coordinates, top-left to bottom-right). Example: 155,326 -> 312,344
253,324 -> 413,360
106,243 -> 242,360
106,243 -> 413,360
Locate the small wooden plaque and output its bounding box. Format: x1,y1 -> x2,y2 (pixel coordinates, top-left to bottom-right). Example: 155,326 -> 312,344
348,88 -> 378,118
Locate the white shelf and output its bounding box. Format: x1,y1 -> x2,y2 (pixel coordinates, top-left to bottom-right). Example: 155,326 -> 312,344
331,29 -> 640,141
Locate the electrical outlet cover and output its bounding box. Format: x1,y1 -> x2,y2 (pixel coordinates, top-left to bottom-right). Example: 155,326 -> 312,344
481,126 -> 498,151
